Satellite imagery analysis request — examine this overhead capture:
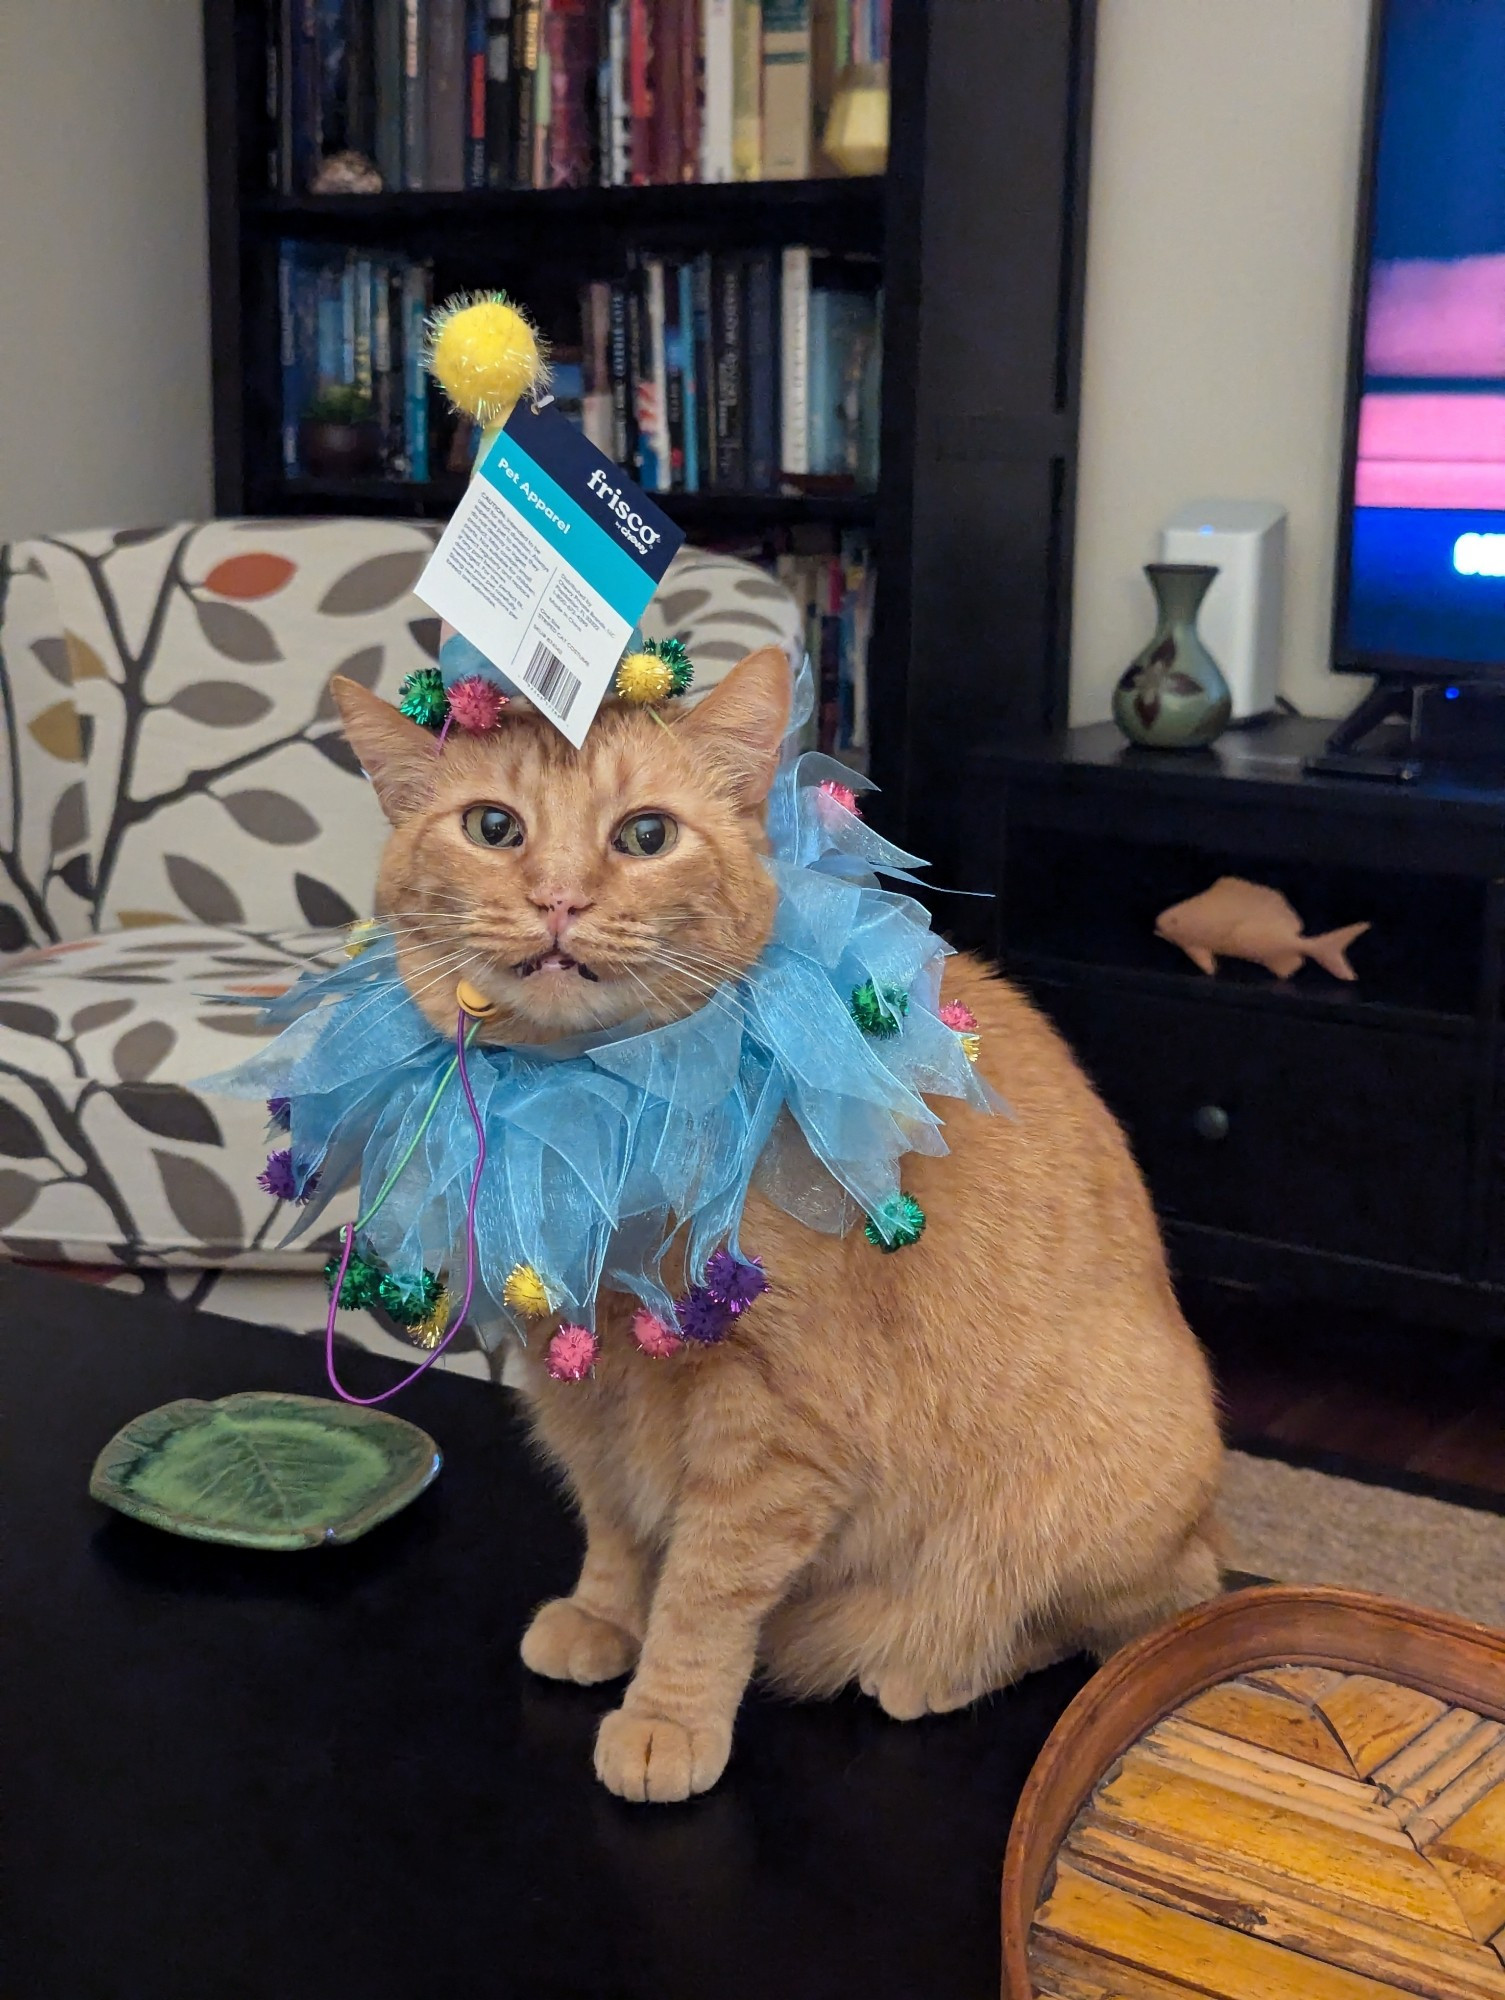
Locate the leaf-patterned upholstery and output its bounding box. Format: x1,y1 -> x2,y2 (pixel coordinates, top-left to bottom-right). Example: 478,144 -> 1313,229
27,522 -> 443,935
0,520 -> 802,1368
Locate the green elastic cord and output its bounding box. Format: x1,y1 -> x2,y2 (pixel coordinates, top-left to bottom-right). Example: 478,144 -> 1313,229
353,1020 -> 483,1232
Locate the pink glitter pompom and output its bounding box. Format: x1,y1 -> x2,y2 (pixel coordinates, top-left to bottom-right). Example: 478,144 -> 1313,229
939,1000 -> 979,1033
445,675 -> 510,733
817,779 -> 861,819
547,1323 -> 599,1381
631,1307 -> 684,1358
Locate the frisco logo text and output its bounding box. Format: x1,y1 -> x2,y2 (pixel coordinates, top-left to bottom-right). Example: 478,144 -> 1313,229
585,469 -> 663,555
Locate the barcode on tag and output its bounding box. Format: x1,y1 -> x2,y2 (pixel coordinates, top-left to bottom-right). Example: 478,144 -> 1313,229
523,641 -> 582,720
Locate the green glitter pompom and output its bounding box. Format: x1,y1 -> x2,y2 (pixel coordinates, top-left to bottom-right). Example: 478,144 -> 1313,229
864,1192 -> 926,1252
398,667 -> 447,729
651,636 -> 694,695
376,1267 -> 445,1328
325,1248 -> 383,1311
850,979 -> 909,1037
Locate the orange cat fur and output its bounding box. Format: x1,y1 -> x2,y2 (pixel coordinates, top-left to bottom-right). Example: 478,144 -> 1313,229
332,649 -> 1222,1804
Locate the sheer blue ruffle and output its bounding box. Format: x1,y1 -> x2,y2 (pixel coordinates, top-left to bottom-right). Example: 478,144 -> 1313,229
205,666 -> 998,1343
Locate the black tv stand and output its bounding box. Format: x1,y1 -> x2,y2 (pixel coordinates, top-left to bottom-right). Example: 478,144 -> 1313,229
967,715 -> 1505,1339
1304,675 -> 1422,782
1322,675 -> 1416,755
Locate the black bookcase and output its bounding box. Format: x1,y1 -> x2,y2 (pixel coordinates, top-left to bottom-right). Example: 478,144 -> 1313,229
202,0 -> 1097,869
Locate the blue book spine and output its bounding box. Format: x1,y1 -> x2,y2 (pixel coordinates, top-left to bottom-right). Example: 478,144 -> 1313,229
316,258 -> 342,390
371,258 -> 396,472
292,248 -> 322,468
744,249 -> 778,493
340,253 -> 357,385
806,288 -> 832,476
387,263 -> 410,472
824,287 -> 874,480
679,262 -> 699,493
404,265 -> 431,480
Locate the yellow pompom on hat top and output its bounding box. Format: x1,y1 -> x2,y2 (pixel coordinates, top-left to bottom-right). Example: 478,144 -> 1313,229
425,293 -> 548,429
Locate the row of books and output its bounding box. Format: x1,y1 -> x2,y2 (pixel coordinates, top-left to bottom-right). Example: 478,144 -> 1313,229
779,531 -> 874,755
277,243 -> 433,477
566,249 -> 880,494
694,529 -> 874,757
276,237 -> 880,491
266,0 -> 890,195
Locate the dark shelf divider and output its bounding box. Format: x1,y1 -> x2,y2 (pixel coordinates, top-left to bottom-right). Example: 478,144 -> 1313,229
244,175 -> 885,247
257,477 -> 878,531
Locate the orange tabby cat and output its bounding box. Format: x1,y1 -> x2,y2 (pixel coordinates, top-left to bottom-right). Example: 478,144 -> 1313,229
332,647 -> 1222,1803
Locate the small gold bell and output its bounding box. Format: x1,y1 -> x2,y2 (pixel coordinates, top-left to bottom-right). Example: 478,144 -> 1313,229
455,978 -> 498,1019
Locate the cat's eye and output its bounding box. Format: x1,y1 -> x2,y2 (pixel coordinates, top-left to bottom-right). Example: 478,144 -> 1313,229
461,804 -> 525,849
613,812 -> 678,858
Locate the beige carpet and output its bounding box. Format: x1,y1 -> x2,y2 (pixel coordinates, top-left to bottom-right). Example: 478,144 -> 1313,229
1221,1449 -> 1505,1627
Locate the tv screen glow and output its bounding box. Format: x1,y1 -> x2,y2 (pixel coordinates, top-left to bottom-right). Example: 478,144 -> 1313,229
1342,0 -> 1505,673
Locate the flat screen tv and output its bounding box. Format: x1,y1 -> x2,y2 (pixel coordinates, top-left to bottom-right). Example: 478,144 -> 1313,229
1336,0 -> 1505,681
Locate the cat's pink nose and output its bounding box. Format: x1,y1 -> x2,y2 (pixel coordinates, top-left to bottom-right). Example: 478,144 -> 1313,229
531,891 -> 593,936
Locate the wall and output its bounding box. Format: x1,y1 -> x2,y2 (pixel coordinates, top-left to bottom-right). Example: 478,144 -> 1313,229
0,1 -> 212,545
1071,0 -> 1373,723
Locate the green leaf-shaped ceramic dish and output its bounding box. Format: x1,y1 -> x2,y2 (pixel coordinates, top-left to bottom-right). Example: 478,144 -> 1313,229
89,1392 -> 442,1550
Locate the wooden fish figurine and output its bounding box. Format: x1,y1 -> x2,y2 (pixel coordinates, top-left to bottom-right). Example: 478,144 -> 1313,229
1154,876 -> 1370,980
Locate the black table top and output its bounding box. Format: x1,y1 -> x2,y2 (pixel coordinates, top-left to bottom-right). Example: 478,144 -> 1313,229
3,1266 -> 1090,2000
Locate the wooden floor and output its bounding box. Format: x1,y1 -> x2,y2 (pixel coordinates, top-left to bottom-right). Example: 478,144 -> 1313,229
1030,1666 -> 1505,1998
1185,1284 -> 1505,1506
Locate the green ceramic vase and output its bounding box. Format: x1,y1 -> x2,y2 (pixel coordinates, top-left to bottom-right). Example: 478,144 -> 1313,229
1112,563 -> 1232,750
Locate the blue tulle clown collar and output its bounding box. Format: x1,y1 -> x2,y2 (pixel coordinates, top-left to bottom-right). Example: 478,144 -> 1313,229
208,665 -> 999,1365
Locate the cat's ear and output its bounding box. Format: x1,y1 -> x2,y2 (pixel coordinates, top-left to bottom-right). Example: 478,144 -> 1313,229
329,676 -> 436,823
675,646 -> 792,806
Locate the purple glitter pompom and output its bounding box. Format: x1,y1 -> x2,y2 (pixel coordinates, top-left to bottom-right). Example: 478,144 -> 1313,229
704,1248 -> 769,1316
675,1286 -> 734,1345
266,1096 -> 292,1133
257,1147 -> 318,1204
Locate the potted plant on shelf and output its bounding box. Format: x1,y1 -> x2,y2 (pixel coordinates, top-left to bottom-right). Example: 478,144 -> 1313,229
299,386 -> 382,480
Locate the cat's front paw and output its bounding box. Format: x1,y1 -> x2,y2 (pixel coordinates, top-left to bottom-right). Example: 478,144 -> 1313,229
860,1667 -> 976,1721
521,1598 -> 639,1684
594,1707 -> 731,1803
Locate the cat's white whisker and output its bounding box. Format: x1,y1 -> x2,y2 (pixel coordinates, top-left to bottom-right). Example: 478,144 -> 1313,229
641,948 -> 752,1015
328,943 -> 486,1042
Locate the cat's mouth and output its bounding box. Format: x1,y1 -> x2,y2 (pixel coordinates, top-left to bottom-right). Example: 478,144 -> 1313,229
513,948 -> 600,982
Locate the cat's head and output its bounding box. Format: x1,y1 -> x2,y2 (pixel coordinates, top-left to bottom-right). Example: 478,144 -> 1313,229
332,646 -> 792,1041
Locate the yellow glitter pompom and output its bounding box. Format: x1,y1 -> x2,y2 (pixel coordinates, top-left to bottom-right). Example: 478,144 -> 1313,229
406,1287 -> 453,1350
345,918 -> 382,959
960,1032 -> 981,1064
503,1262 -> 553,1318
614,651 -> 674,704
425,294 -> 547,426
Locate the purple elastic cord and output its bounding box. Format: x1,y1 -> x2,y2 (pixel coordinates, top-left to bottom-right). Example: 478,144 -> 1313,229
324,1009 -> 488,1407
436,711 -> 454,750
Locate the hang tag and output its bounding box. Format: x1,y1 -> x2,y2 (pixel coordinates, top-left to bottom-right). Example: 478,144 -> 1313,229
416,401 -> 685,746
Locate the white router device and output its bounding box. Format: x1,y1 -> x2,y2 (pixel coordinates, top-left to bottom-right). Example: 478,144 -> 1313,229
1158,500 -> 1287,722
